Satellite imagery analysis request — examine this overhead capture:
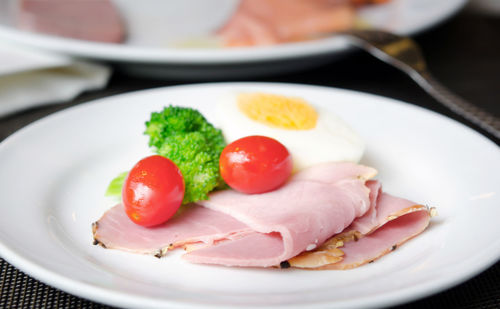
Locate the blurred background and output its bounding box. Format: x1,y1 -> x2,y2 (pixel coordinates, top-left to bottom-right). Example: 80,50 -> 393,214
0,0 -> 499,308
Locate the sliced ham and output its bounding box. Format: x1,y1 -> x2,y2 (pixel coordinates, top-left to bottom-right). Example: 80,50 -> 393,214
185,163 -> 376,267
17,0 -> 126,43
93,203 -> 253,257
328,205 -> 432,269
216,0 -> 391,47
93,162 -> 434,270
347,182 -> 427,235
288,182 -> 435,269
217,0 -> 356,47
94,162 -> 376,265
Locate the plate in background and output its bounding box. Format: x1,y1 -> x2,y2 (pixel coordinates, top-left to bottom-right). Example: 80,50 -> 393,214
0,0 -> 467,78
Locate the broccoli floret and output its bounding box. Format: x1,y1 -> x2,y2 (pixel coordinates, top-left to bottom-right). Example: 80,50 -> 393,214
145,106 -> 226,204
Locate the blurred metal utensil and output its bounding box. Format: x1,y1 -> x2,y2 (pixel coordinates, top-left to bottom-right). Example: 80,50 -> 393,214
342,29 -> 500,140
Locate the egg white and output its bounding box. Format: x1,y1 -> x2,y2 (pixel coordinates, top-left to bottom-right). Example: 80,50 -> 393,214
215,93 -> 365,171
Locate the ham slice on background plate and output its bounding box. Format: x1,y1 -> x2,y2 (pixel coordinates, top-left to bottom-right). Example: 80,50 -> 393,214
216,0 -> 391,47
17,0 -> 126,43
217,0 -> 357,47
93,162 -> 435,269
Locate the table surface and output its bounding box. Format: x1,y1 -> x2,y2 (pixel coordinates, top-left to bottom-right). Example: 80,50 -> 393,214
0,4 -> 499,309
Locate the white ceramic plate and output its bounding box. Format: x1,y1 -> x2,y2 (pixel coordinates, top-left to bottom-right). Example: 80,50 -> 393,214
0,83 -> 499,309
0,0 -> 467,78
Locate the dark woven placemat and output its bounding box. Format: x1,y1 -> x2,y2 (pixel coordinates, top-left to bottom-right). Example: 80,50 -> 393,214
1,257 -> 498,309
0,259 -> 112,309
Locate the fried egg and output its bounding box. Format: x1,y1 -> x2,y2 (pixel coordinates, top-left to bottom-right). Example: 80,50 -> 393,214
216,92 -> 364,171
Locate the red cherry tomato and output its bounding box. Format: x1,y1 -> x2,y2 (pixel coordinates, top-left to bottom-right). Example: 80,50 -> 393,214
220,136 -> 293,194
122,155 -> 184,227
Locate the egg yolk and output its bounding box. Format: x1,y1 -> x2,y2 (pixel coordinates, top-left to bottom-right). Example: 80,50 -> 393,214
237,93 -> 318,130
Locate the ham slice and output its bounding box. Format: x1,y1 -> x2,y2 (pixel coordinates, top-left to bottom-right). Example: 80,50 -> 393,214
329,205 -> 432,269
92,162 -> 434,269
17,0 -> 126,43
216,0 -> 390,47
185,163 -> 376,267
92,204 -> 253,257
288,181 -> 435,269
217,0 -> 356,47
